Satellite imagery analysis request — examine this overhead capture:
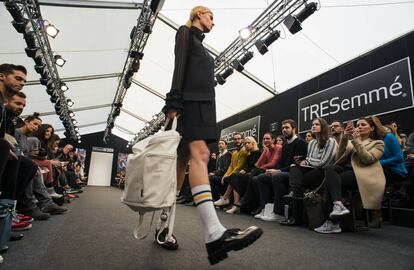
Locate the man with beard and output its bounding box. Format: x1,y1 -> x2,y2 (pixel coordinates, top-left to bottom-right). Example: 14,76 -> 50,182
256,119 -> 308,222
330,120 -> 344,144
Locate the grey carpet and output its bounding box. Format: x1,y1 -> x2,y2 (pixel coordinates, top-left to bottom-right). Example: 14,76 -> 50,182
2,187 -> 414,270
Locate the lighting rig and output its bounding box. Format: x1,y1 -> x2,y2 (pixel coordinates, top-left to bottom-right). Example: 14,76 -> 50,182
126,0 -> 319,146
5,0 -> 80,141
215,0 -> 318,85
126,111 -> 165,147
103,0 -> 165,144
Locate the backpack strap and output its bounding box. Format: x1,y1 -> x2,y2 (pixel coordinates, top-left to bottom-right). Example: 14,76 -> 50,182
155,202 -> 177,244
133,211 -> 155,240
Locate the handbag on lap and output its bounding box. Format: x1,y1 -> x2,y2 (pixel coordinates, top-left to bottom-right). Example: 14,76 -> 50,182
121,117 -> 181,243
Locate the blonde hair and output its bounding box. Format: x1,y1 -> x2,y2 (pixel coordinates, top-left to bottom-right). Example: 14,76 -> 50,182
244,136 -> 259,152
185,6 -> 212,28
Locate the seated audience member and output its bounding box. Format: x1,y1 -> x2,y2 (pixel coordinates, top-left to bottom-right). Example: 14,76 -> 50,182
405,132 -> 414,183
224,137 -> 262,214
385,122 -> 403,149
400,133 -> 407,151
316,116 -> 386,234
242,132 -> 282,216
209,140 -> 231,201
283,117 -> 337,225
208,152 -> 217,174
380,124 -> 408,185
276,135 -> 285,146
330,120 -> 344,144
257,119 -> 307,222
214,133 -> 248,207
305,131 -> 315,144
15,114 -> 67,217
57,144 -> 84,190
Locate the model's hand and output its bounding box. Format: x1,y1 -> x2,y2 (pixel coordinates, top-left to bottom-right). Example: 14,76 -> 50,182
167,110 -> 180,120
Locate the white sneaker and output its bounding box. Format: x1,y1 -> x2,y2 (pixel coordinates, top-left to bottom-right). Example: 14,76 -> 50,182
225,206 -> 240,214
254,208 -> 265,219
261,212 -> 285,222
329,203 -> 350,218
314,220 -> 341,234
213,197 -> 229,206
48,188 -> 63,199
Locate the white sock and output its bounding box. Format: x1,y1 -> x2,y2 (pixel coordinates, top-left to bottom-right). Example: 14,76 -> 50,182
192,184 -> 226,243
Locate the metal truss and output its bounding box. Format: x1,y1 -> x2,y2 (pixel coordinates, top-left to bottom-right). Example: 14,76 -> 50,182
103,0 -> 165,143
4,0 -> 79,139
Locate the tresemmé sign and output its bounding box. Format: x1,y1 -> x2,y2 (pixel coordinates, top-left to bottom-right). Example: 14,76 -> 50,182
298,57 -> 414,132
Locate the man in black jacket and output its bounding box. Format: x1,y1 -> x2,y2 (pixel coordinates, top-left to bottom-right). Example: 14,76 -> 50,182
256,119 -> 308,222
209,140 -> 232,201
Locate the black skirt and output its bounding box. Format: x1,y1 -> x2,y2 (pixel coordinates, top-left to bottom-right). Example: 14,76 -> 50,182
177,100 -> 218,145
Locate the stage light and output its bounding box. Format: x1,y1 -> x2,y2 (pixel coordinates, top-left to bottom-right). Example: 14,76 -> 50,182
60,82 -> 68,91
50,95 -> 59,103
12,19 -> 30,34
130,51 -> 144,60
54,55 -> 66,67
25,47 -> 41,59
150,0 -> 165,13
215,67 -> 234,85
34,65 -> 45,74
77,140 -> 81,143
68,110 -> 75,117
67,99 -> 74,107
34,56 -> 44,66
23,31 -> 37,48
40,77 -> 52,86
239,26 -> 252,40
255,30 -> 281,55
74,126 -> 79,131
124,70 -> 133,89
43,21 -> 59,38
63,131 -> 69,138
143,23 -> 152,34
71,119 -> 78,125
131,58 -> 140,72
283,2 -> 317,34
232,51 -> 254,72
130,26 -> 136,39
113,107 -> 121,117
5,2 -> 25,22
109,121 -> 114,129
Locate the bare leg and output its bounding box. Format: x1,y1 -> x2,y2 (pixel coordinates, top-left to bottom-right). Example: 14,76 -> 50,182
222,185 -> 233,200
233,190 -> 240,205
188,140 -> 210,187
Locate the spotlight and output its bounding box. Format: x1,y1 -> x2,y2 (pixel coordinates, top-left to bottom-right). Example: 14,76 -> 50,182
68,110 -> 75,117
143,23 -> 152,34
46,87 -> 55,95
12,19 -> 30,34
130,51 -> 144,60
215,68 -> 234,85
60,82 -> 69,91
130,26 -> 136,39
123,70 -> 133,89
50,96 -> 59,103
54,102 -> 62,112
113,107 -> 121,117
67,99 -> 74,107
54,55 -> 66,67
108,121 -> 114,129
71,119 -> 78,125
23,32 -> 36,47
131,58 -> 140,72
5,2 -> 26,22
40,78 -> 53,86
34,56 -> 44,66
34,65 -> 46,74
25,47 -> 41,59
63,131 -> 69,138
74,126 -> 79,131
43,20 -> 59,38
232,51 -> 254,72
255,30 -> 281,55
149,0 -> 165,13
283,2 -> 318,34
239,26 -> 253,40
77,140 -> 81,143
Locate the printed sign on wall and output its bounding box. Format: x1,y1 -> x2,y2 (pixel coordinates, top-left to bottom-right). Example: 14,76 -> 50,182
298,57 -> 414,132
220,116 -> 261,150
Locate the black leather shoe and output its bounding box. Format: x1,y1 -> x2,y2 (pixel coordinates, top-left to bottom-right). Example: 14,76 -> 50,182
9,232 -> 24,241
250,207 -> 263,216
206,226 -> 263,265
0,245 -> 8,254
279,217 -> 296,226
155,227 -> 179,250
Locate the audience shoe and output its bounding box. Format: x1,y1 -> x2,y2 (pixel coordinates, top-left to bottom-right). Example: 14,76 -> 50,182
185,201 -> 195,206
176,196 -> 187,204
0,254 -> 3,264
0,245 -> 8,254
155,227 -> 179,250
21,207 -> 50,220
314,220 -> 341,234
17,213 -> 34,223
254,208 -> 265,219
42,204 -> 68,215
214,197 -> 230,207
206,226 -> 263,265
225,206 -> 240,214
12,220 -> 32,231
48,187 -> 64,199
251,207 -> 263,216
329,203 -> 350,218
261,212 -> 285,222
9,232 -> 24,241
279,217 -> 296,226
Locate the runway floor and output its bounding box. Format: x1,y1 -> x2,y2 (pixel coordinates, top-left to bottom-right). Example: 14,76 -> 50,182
3,186 -> 414,270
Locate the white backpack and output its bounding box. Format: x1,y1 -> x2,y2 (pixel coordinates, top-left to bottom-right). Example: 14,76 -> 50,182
121,118 -> 181,243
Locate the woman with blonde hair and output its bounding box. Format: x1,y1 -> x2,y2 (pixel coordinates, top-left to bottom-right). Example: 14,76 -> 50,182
162,6 -> 262,264
222,136 -> 262,214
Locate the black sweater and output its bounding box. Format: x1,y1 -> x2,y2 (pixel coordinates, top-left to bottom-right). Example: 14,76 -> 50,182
279,137 -> 308,172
